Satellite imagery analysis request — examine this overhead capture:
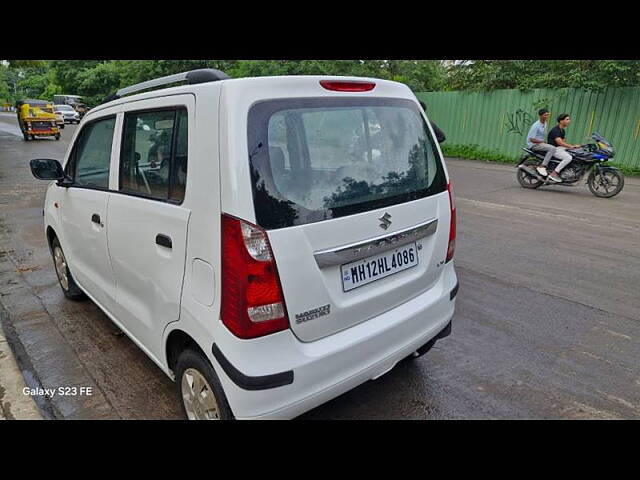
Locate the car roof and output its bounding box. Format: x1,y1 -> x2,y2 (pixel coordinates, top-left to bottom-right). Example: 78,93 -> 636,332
89,75 -> 413,116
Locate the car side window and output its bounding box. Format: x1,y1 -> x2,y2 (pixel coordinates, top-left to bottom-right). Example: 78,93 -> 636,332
120,107 -> 188,202
71,116 -> 116,189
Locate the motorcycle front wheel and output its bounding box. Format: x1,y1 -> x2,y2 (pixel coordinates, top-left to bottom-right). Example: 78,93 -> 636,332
516,157 -> 544,189
587,168 -> 624,198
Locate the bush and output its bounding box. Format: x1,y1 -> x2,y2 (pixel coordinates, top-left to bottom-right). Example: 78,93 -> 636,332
441,144 -> 520,164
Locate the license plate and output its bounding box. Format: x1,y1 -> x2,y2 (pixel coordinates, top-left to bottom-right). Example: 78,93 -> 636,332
341,242 -> 419,292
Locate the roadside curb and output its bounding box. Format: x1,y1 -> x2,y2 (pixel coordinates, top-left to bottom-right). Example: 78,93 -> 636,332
0,308 -> 42,420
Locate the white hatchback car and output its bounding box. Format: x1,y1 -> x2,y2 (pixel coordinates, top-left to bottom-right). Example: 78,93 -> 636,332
54,104 -> 80,124
30,69 -> 458,420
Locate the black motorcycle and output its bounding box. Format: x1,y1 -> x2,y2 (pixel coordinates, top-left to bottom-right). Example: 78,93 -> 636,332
516,132 -> 624,198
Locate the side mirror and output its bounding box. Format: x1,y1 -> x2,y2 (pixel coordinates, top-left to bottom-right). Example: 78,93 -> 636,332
30,159 -> 65,181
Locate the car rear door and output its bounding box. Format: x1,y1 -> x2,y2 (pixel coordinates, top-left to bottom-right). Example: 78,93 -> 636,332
246,97 -> 451,342
106,95 -> 193,358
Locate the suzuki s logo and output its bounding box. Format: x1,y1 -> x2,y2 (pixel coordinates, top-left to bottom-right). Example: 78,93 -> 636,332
379,212 -> 392,230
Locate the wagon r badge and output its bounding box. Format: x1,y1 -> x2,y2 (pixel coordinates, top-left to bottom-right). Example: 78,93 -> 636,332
295,304 -> 330,324
379,212 -> 392,230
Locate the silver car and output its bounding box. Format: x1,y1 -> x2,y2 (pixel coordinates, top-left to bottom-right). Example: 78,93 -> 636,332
54,104 -> 80,124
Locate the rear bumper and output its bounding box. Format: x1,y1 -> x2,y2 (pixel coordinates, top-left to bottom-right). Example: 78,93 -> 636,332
209,263 -> 457,420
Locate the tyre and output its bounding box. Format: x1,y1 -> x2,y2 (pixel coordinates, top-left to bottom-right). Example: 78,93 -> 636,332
588,169 -> 624,198
50,236 -> 86,300
55,134 -> 60,140
23,134 -> 29,141
60,124 -> 65,129
175,348 -> 234,420
516,157 -> 544,189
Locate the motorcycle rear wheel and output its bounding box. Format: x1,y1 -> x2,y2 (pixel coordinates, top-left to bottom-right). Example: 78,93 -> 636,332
587,169 -> 624,198
516,157 -> 544,189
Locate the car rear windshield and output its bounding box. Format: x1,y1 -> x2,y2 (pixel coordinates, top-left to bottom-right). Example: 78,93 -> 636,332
247,97 -> 447,229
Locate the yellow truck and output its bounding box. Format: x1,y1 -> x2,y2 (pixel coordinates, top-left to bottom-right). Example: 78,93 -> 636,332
16,99 -> 60,141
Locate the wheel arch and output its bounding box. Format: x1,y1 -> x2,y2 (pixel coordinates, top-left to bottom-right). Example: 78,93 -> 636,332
165,328 -> 209,377
46,225 -> 58,252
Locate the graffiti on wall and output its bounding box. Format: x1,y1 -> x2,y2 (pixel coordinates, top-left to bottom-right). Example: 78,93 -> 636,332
505,108 -> 534,135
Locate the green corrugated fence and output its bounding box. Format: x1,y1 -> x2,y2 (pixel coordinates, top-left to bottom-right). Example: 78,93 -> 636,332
416,87 -> 640,169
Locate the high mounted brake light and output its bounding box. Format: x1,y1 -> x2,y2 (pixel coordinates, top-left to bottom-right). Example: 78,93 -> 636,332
220,214 -> 289,339
320,80 -> 376,92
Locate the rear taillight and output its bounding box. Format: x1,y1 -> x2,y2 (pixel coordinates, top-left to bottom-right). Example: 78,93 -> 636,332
220,214 -> 289,339
320,80 -> 376,92
446,181 -> 456,263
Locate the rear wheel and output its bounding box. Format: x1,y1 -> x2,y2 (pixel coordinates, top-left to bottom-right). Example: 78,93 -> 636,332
588,169 -> 624,198
516,157 -> 544,189
175,349 -> 234,420
51,237 -> 85,300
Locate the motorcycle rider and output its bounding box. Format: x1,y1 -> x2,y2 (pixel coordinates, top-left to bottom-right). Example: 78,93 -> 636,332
547,113 -> 582,183
526,108 -> 556,176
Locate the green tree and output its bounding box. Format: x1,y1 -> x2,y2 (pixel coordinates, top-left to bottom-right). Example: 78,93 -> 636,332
446,60 -> 640,91
1,59 -> 449,107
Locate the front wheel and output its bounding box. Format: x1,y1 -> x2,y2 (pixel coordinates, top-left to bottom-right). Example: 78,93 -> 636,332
51,237 -> 86,300
516,157 -> 544,189
587,168 -> 624,198
55,134 -> 60,140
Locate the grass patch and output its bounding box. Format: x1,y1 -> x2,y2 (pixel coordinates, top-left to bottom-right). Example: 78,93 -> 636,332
441,143 -> 640,176
608,162 -> 640,176
441,144 -> 520,165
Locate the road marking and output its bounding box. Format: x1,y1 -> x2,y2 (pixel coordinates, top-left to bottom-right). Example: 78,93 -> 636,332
597,390 -> 639,413
602,329 -> 632,341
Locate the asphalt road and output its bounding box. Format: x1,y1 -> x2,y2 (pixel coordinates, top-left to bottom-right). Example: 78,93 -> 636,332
1,112 -> 639,419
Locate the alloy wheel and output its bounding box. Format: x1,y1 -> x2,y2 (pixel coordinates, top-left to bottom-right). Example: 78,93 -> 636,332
53,246 -> 69,291
181,368 -> 221,420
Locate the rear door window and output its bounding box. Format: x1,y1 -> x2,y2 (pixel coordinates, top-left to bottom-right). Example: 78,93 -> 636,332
119,108 -> 188,203
247,98 -> 447,229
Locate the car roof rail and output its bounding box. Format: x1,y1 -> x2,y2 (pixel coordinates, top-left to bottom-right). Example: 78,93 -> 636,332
102,68 -> 230,104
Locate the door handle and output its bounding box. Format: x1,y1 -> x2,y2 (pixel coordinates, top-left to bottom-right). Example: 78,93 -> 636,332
156,234 -> 172,249
91,214 -> 103,227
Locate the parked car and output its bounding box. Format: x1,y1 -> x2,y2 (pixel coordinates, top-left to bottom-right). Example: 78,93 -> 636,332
53,109 -> 65,129
53,94 -> 87,117
29,69 -> 458,420
54,104 -> 80,124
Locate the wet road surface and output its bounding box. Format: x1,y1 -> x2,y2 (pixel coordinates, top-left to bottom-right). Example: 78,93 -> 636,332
1,112 -> 639,419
